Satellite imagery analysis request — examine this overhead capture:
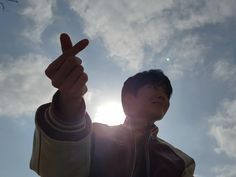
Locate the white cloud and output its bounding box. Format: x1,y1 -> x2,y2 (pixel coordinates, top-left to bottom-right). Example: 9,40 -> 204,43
213,60 -> 236,88
209,97 -> 236,177
68,0 -> 175,71
68,0 -> 236,73
212,164 -> 236,177
173,0 -> 236,30
194,175 -> 203,177
210,56 -> 236,177
209,99 -> 236,158
21,0 -> 56,43
165,35 -> 206,79
0,54 -> 55,118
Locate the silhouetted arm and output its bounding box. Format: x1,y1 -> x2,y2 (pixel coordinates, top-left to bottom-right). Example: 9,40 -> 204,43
30,33 -> 92,177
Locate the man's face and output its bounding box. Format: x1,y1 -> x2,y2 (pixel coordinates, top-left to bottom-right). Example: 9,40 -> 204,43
125,84 -> 170,122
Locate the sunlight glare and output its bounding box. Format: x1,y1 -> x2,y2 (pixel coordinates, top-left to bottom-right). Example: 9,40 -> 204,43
94,101 -> 125,126
166,57 -> 170,62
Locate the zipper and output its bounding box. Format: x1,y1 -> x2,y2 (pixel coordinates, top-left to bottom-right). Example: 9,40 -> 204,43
130,129 -> 136,177
145,132 -> 151,177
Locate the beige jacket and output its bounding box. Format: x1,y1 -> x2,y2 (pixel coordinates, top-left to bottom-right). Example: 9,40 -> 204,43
30,100 -> 195,177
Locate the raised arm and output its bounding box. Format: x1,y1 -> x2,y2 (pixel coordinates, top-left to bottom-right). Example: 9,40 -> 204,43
45,33 -> 89,121
30,33 -> 92,177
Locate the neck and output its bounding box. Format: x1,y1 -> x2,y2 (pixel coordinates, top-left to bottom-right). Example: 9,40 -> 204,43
124,116 -> 154,131
124,117 -> 159,139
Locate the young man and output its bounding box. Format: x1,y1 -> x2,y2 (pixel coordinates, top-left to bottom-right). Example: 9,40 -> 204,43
30,33 -> 195,177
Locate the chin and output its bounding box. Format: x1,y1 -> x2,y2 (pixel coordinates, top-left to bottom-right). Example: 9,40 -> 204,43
152,114 -> 165,121
156,116 -> 164,121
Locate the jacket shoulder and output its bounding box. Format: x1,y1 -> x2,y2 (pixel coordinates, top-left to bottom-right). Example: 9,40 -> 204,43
156,137 -> 195,175
91,123 -> 131,143
92,123 -> 124,136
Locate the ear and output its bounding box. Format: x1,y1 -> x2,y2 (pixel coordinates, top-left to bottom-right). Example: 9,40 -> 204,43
123,93 -> 134,105
122,93 -> 135,113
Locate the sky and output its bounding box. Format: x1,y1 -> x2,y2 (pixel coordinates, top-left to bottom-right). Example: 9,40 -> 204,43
0,0 -> 236,177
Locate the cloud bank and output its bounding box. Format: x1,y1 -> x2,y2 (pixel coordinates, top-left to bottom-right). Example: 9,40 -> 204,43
210,60 -> 236,176
21,0 -> 56,43
209,99 -> 236,158
164,35 -> 206,79
213,60 -> 236,90
212,164 -> 236,177
68,0 -> 236,73
0,54 -> 55,118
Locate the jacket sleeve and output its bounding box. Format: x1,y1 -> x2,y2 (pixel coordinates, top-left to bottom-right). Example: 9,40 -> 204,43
30,92 -> 92,177
181,155 -> 195,177
181,148 -> 195,177
157,137 -> 195,177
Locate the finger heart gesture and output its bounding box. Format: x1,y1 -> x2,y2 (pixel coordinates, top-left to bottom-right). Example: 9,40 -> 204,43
45,33 -> 89,98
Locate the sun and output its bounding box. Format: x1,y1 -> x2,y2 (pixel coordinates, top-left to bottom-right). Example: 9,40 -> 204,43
93,101 -> 126,126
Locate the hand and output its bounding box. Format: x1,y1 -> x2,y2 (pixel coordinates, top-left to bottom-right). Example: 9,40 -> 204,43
45,33 -> 89,119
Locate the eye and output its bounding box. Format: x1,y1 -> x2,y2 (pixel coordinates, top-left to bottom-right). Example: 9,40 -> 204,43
158,95 -> 165,101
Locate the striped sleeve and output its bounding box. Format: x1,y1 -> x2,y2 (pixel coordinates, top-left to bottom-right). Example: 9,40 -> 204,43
36,90 -> 91,141
30,92 -> 92,177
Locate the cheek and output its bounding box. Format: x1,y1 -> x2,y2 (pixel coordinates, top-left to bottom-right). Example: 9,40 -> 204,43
164,102 -> 170,112
129,101 -> 144,114
134,99 -> 149,113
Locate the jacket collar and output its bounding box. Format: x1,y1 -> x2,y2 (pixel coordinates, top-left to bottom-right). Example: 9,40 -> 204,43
123,118 -> 159,138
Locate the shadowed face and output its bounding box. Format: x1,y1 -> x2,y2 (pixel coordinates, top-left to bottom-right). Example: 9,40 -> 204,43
123,84 -> 170,123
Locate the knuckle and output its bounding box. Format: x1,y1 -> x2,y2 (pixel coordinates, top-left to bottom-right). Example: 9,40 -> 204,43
51,77 -> 62,88
45,67 -> 54,79
59,86 -> 65,92
73,56 -> 79,60
45,69 -> 50,78
83,86 -> 88,94
59,85 -> 68,93
81,73 -> 88,82
51,80 -> 58,88
74,57 -> 82,64
74,61 -> 81,68
78,65 -> 84,72
73,65 -> 84,76
67,57 -> 76,65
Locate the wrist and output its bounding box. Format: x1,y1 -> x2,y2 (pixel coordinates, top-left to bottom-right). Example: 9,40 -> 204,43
51,90 -> 86,123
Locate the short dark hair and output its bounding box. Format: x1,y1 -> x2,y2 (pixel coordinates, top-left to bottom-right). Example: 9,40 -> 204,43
121,69 -> 173,101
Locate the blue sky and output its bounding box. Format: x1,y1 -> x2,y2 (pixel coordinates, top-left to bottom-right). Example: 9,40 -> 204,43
0,0 -> 236,177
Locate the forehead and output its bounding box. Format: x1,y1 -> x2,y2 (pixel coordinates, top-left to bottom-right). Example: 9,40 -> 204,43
137,84 -> 168,95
